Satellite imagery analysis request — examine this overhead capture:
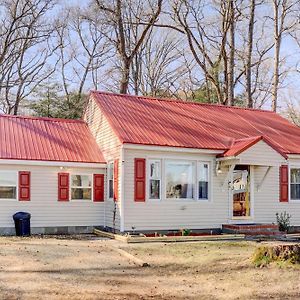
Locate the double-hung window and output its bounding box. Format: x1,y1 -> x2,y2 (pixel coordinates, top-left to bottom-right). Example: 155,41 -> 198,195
149,160 -> 161,199
108,162 -> 114,199
0,171 -> 17,199
165,160 -> 195,199
290,168 -> 300,200
198,163 -> 209,200
71,175 -> 92,200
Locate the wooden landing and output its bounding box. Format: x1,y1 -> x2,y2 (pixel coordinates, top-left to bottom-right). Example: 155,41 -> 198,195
93,229 -> 245,243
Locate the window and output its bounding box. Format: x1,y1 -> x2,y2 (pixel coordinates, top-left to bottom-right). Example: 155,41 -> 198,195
108,162 -> 114,199
166,161 -> 194,199
71,175 -> 92,200
290,168 -> 300,200
0,172 -> 17,199
149,160 -> 161,199
198,163 -> 209,200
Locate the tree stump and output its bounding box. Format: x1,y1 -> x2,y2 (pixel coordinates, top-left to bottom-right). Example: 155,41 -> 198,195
252,244 -> 300,267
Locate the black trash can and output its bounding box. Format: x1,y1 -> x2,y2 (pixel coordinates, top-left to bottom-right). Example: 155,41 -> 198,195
13,212 -> 31,236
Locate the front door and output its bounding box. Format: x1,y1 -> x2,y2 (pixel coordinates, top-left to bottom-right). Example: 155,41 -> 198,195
231,166 -> 251,218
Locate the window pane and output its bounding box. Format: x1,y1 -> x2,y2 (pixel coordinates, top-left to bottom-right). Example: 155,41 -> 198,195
0,187 -> 16,199
71,188 -> 91,200
166,161 -> 194,199
108,163 -> 114,180
150,161 -> 160,179
150,179 -> 160,199
0,173 -> 16,186
71,175 -> 92,187
291,169 -> 300,184
291,184 -> 300,200
199,164 -> 208,181
109,180 -> 114,198
199,181 -> 208,199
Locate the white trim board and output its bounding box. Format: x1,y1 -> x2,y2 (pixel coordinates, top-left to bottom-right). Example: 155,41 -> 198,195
123,143 -> 224,154
0,159 -> 106,169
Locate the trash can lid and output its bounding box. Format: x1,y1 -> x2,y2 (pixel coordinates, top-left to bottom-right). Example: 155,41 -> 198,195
13,212 -> 31,220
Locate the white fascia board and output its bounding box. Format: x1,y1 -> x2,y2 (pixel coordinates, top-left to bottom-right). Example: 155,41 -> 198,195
0,159 -> 106,169
123,143 -> 224,154
216,156 -> 236,162
287,154 -> 300,160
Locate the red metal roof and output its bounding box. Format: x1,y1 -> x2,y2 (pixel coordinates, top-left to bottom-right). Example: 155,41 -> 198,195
0,115 -> 105,163
91,91 -> 300,156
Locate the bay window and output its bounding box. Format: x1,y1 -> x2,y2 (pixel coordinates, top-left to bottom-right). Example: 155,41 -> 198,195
166,161 -> 195,199
0,172 -> 17,199
71,174 -> 92,200
290,168 -> 300,200
149,160 -> 161,199
198,163 -> 209,200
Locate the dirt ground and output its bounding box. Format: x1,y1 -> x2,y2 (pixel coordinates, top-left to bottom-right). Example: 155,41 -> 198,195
0,236 -> 299,300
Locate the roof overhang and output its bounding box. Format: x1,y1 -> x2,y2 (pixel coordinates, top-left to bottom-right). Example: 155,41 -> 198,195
217,136 -> 288,160
0,159 -> 107,168
123,143 -> 224,154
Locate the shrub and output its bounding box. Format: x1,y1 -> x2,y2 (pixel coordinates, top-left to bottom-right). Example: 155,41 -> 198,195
276,211 -> 291,232
181,229 -> 191,236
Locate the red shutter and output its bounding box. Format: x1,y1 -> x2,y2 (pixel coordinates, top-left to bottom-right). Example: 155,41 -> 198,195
134,158 -> 146,202
19,171 -> 30,201
58,173 -> 69,201
280,165 -> 289,202
113,159 -> 119,201
94,174 -> 104,202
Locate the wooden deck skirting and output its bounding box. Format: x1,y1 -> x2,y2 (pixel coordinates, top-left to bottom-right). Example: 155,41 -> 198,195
93,229 -> 245,243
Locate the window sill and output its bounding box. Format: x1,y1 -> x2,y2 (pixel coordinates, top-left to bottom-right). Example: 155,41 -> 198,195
164,198 -> 211,202
70,199 -> 92,202
288,199 -> 300,203
231,216 -> 252,220
0,198 -> 17,201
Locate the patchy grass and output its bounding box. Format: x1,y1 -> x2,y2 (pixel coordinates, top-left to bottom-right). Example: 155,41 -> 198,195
0,237 -> 299,299
121,241 -> 300,299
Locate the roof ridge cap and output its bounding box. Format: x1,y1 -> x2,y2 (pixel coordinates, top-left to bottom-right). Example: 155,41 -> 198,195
91,90 -> 275,113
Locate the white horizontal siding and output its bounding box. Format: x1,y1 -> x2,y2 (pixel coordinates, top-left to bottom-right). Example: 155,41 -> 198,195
238,140 -> 285,166
123,146 -> 300,231
123,149 -> 229,231
253,165 -> 300,225
83,97 -> 121,230
0,164 -> 105,228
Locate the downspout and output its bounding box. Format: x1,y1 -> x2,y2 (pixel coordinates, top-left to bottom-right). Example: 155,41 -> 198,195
120,145 -> 125,232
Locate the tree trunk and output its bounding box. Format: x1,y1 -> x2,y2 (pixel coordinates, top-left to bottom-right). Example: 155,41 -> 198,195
228,0 -> 235,106
120,59 -> 131,94
246,0 -> 255,108
272,0 -> 280,113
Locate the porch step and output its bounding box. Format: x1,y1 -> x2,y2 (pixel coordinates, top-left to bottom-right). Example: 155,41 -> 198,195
222,224 -> 284,237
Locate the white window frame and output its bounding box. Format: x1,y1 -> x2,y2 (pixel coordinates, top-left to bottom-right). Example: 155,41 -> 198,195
70,173 -> 93,201
289,166 -> 300,202
164,159 -> 196,201
0,170 -> 18,201
148,159 -> 162,201
197,162 -> 211,201
107,161 -> 114,200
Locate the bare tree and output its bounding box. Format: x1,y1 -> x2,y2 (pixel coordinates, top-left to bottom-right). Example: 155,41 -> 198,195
130,31 -> 189,98
94,0 -> 163,94
0,0 -> 57,114
271,0 -> 298,112
170,0 -> 242,105
54,6 -> 110,103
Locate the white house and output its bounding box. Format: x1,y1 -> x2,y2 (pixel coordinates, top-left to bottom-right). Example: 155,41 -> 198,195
0,91 -> 300,234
